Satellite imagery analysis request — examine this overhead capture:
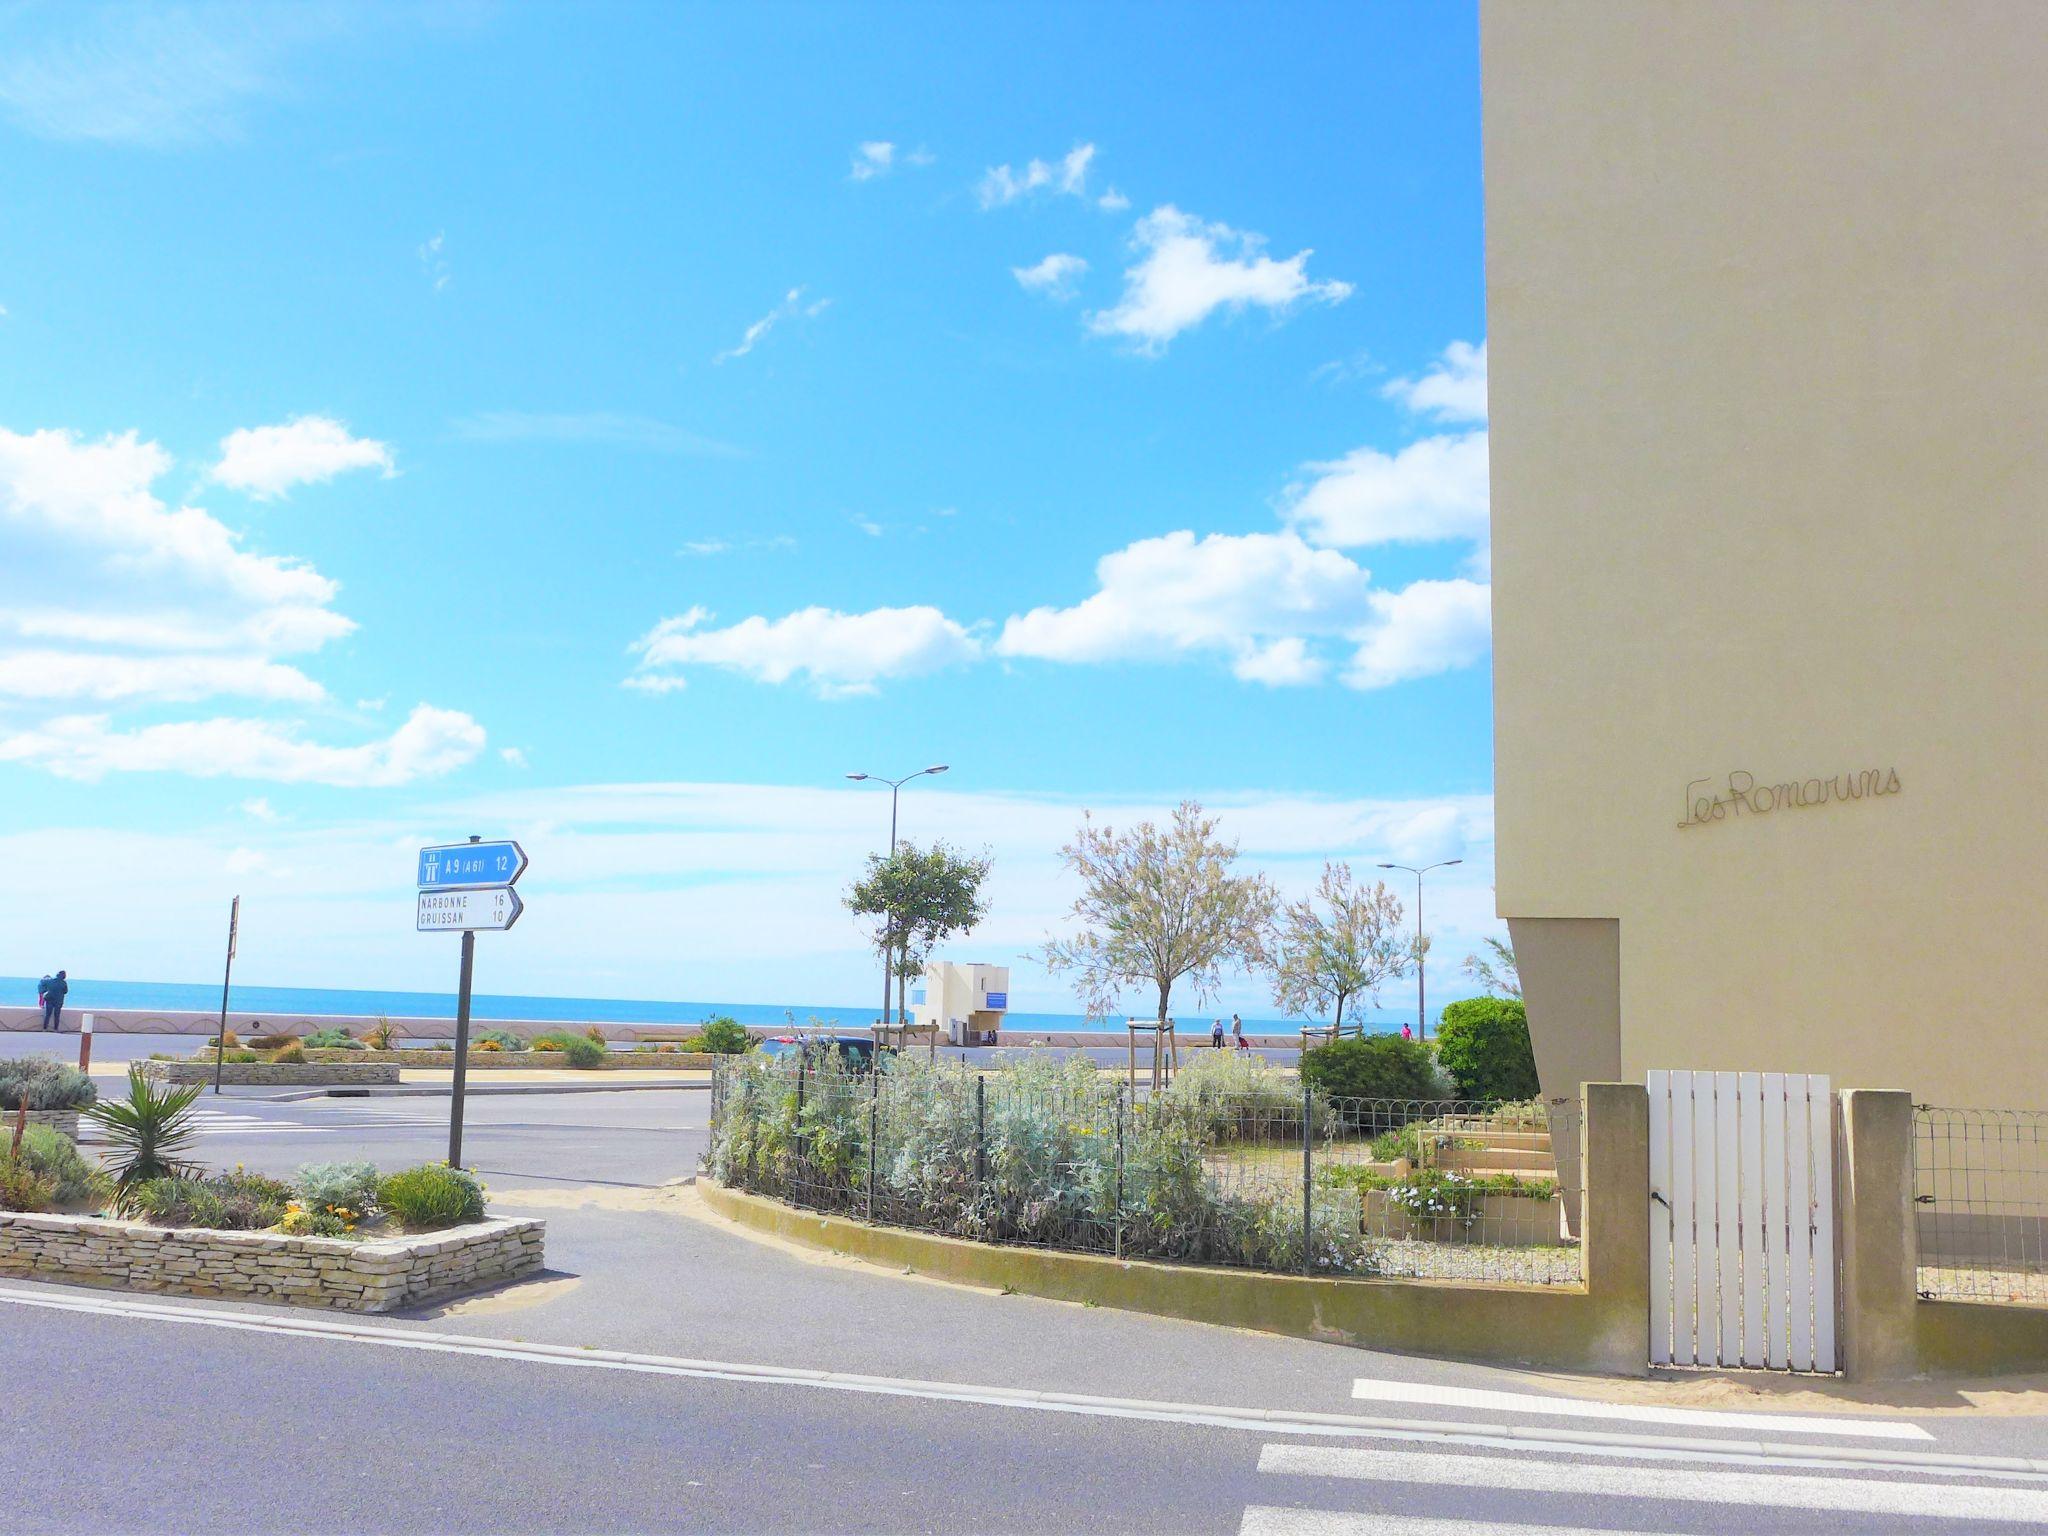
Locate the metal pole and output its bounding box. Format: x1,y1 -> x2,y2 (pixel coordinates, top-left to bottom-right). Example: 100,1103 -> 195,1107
974,1073 -> 987,1194
448,834 -> 481,1167
1416,871 -> 1426,1041
213,895 -> 239,1096
1114,1087 -> 1126,1261
1301,1079 -> 1314,1276
867,1072 -> 879,1223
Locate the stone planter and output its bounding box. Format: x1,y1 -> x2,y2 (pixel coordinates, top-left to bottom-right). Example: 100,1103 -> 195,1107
141,1061 -> 400,1087
302,1049 -> 717,1070
2,1109 -> 81,1139
0,1210 -> 545,1312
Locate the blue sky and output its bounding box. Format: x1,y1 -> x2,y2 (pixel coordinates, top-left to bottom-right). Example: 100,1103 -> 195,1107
0,1 -> 1498,1018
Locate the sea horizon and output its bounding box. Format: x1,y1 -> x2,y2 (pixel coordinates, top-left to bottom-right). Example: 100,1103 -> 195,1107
2,974 -> 1422,1036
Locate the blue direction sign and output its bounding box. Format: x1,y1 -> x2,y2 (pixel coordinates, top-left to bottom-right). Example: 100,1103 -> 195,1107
417,840 -> 527,892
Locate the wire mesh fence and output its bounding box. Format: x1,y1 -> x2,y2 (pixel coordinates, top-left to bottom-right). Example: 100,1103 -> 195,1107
705,1050 -> 1582,1286
1914,1105 -> 2048,1304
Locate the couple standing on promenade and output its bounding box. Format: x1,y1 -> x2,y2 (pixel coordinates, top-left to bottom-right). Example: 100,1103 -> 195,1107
34,970 -> 67,1030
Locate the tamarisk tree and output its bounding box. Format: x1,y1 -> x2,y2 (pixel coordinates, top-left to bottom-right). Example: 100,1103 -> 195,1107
1040,801 -> 1275,1025
845,840 -> 992,1024
1270,862 -> 1410,1031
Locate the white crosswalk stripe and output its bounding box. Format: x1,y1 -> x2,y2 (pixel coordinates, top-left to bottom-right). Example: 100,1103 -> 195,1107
1252,1441 -> 2048,1527
187,1111 -> 443,1137
1240,1512 -> 1691,1536
1349,1376 -> 1934,1441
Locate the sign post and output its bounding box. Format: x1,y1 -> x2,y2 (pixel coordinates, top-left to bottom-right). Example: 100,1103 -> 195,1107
417,837 -> 526,1168
212,895 -> 240,1096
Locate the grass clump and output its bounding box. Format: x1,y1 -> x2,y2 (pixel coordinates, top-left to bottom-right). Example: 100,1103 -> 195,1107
530,1031 -> 605,1068
302,1028 -> 363,1050
377,1163 -> 487,1230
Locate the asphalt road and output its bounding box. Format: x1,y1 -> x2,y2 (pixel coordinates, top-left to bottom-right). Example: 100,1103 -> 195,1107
4,1082 -> 2047,1532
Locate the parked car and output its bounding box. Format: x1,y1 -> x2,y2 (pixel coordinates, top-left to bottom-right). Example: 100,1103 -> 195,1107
755,1034 -> 888,1072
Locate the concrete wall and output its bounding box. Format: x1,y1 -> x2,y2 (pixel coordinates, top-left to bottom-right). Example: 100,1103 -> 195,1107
0,1213 -> 544,1313
1482,1 -> 2048,1106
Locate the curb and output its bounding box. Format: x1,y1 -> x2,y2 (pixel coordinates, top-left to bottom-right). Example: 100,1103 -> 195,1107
341,1081 -> 712,1098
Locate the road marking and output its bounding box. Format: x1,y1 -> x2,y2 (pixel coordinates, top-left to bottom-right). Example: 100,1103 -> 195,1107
1239,1512 -> 1690,1536
1350,1377 -> 1931,1441
1256,1442 -> 2048,1524
0,1285 -> 2036,1483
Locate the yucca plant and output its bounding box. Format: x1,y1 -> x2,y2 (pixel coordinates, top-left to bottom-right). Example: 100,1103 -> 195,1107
83,1067 -> 203,1190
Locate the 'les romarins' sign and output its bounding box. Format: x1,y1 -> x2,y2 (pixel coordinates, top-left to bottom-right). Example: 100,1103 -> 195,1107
1678,768 -> 1901,829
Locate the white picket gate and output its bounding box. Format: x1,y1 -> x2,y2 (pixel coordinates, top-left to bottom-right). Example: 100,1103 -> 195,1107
1646,1070 -> 1836,1372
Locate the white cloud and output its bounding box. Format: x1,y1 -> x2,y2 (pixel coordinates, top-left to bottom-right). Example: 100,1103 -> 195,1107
211,415 -> 394,500
419,232 -> 450,292
852,517 -> 884,538
0,703 -> 485,786
630,605 -> 982,698
1382,339 -> 1487,423
500,746 -> 528,769
679,539 -> 729,557
1087,205 -> 1352,354
239,797 -> 279,822
977,143 -> 1096,209
1097,188 -> 1130,212
715,287 -> 831,364
448,411 -> 742,458
996,530 -> 1371,685
0,651 -> 324,705
1344,578 -> 1492,690
1282,431 -> 1491,548
1012,253 -> 1088,301
849,140 -> 895,180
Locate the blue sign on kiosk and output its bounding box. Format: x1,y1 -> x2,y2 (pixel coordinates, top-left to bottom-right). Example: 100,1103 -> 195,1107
417,840 -> 527,892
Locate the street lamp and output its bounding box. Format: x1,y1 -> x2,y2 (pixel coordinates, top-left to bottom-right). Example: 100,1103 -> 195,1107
1377,859 -> 1463,1041
848,765 -> 950,1026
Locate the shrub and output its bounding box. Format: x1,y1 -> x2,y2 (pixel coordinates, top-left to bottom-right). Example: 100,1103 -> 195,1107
473,1028 -> 524,1052
10,1126 -> 111,1208
584,1025 -> 608,1045
0,1057 -> 97,1111
84,1067 -> 202,1189
294,1160 -> 381,1219
1298,1034 -> 1447,1104
280,1205 -> 359,1238
224,1049 -> 261,1064
531,1030 -> 605,1068
474,1039 -> 502,1052
1155,1051 -> 1303,1142
0,1160 -> 55,1212
205,1031 -> 240,1049
377,1163 -> 486,1230
251,1031 -> 296,1051
364,1018 -> 397,1050
697,1017 -> 752,1055
268,1042 -> 307,1064
1434,997 -> 1540,1103
302,1028 -> 362,1050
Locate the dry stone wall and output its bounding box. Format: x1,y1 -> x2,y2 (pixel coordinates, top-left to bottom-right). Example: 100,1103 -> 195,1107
141,1061 -> 400,1087
0,1212 -> 544,1312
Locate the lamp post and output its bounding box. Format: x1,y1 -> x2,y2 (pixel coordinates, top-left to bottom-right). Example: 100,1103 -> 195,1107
847,765 -> 949,1027
1377,859 -> 1463,1041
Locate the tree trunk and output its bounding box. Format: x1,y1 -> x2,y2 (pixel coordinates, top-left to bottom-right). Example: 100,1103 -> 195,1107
1156,981 -> 1171,1028
1334,992 -> 1346,1032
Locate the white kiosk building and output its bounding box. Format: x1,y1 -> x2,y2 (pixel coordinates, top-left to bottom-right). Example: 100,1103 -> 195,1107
910,962 -> 1010,1047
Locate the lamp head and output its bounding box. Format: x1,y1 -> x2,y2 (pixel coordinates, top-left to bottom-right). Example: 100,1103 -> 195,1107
1376,862 -> 1397,870
1443,858 -> 1464,868
925,764 -> 949,775
845,772 -> 868,781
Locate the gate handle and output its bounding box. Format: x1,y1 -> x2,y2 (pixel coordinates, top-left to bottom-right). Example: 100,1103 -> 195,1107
1650,1190 -> 1670,1208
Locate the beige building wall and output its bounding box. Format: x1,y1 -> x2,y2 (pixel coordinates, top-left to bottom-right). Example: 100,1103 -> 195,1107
1482,1 -> 2048,1107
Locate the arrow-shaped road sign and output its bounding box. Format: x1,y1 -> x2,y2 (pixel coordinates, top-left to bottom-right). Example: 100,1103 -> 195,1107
418,840 -> 527,891
416,887 -> 524,933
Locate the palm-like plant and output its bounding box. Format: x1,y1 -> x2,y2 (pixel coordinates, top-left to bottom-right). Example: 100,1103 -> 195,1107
83,1067 -> 203,1191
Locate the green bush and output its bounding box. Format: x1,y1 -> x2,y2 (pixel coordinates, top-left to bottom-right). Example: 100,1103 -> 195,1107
1434,997 -> 1540,1103
302,1028 -> 363,1050
294,1160 -> 381,1218
0,1057 -> 97,1111
9,1127 -> 111,1208
697,1017 -> 752,1055
473,1028 -> 526,1052
0,1160 -> 55,1212
377,1163 -> 487,1230
224,1049 -> 261,1064
531,1030 -> 606,1068
1297,1034 -> 1447,1103
1155,1052 -> 1302,1142
125,1169 -> 290,1230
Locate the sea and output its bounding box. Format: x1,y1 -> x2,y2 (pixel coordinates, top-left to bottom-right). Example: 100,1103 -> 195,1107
2,975 -> 1414,1036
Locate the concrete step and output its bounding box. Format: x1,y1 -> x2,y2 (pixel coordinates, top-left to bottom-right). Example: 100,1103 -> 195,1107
1453,1130 -> 1554,1153
1433,1145 -> 1557,1174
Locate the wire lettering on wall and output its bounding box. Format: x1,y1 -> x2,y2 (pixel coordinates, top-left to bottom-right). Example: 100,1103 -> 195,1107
1678,768 -> 1902,829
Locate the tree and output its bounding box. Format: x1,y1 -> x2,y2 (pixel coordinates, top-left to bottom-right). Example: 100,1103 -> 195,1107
1461,936 -> 1521,999
1436,996 -> 1539,1101
1040,801 -> 1275,1025
844,841 -> 992,1025
1270,862 -> 1410,1031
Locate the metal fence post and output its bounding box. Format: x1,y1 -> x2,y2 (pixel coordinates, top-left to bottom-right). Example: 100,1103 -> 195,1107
866,1071 -> 879,1223
1301,1080 -> 1314,1276
975,1074 -> 988,1195
1114,1086 -> 1126,1261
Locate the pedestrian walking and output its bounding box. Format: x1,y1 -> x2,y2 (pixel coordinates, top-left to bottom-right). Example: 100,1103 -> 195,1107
1401,1021 -> 1413,1041
1210,1018 -> 1225,1049
37,970 -> 68,1032
1231,1013 -> 1247,1050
